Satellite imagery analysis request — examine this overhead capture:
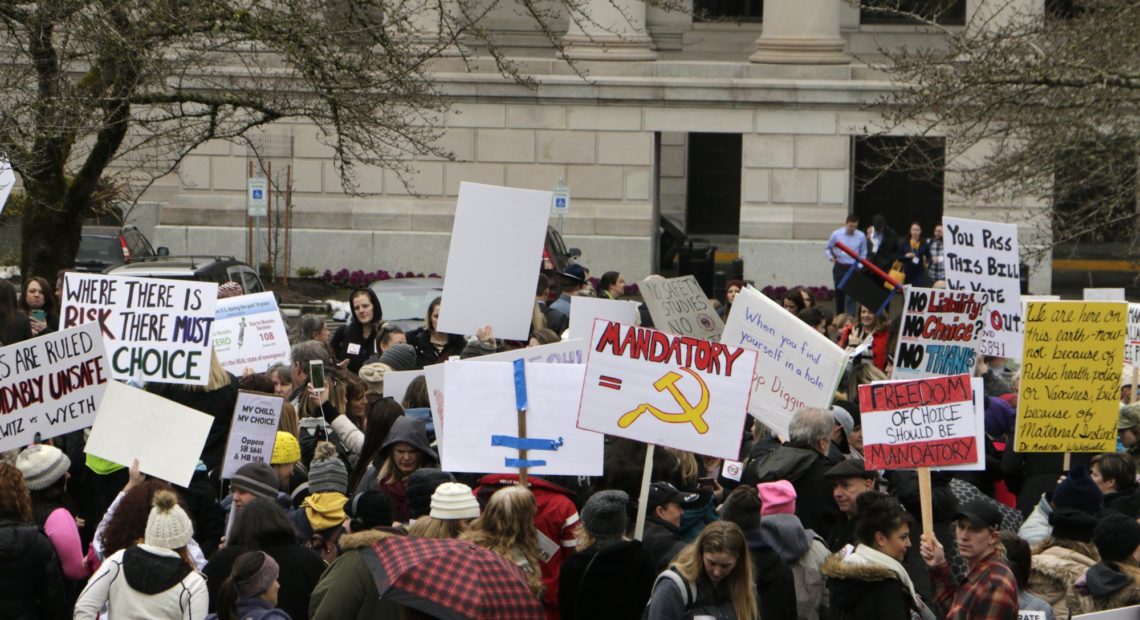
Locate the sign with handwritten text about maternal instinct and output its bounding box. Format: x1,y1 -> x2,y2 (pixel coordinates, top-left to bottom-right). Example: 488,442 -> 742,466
859,374 -> 980,470
61,273 -> 218,385
721,286 -> 847,437
1016,301 -> 1126,453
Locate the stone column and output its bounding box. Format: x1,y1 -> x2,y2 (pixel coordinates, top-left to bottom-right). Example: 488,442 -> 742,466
562,0 -> 657,61
750,0 -> 849,64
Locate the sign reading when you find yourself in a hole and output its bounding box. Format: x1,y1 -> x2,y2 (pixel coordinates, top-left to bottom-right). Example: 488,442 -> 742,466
61,273 -> 219,385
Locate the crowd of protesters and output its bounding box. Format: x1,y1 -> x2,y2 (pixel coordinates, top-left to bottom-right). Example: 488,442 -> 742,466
1,241 -> 1139,620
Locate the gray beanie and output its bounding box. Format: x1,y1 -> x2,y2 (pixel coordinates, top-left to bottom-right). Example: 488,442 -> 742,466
379,343 -> 418,372
231,462 -> 280,500
308,442 -> 348,494
581,490 -> 628,540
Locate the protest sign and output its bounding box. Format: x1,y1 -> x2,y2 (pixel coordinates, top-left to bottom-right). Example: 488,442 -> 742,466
639,275 -> 724,340
1127,304 -> 1140,367
858,374 -> 980,470
942,217 -> 1022,359
383,370 -> 424,402
212,292 -> 290,374
578,320 -> 757,460
892,287 -> 986,380
1083,288 -> 1125,301
721,286 -> 846,437
220,391 -> 284,479
436,182 -> 551,341
1016,301 -> 1126,453
442,362 -> 602,475
569,297 -> 640,342
1073,605 -> 1140,619
423,363 -> 447,448
61,273 -> 218,385
0,159 -> 14,214
0,324 -> 110,451
85,381 -> 213,487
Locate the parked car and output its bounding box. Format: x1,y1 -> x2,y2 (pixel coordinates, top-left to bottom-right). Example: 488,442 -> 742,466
75,225 -> 168,272
104,255 -> 266,294
367,277 -> 444,331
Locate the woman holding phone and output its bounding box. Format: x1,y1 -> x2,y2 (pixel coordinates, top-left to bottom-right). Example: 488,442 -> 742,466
21,277 -> 58,336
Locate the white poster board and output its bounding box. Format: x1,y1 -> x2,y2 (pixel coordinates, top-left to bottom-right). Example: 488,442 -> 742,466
569,297 -> 640,342
436,182 -> 551,341
1073,605 -> 1140,619
1127,304 -> 1140,367
892,287 -> 986,380
85,381 -> 213,487
721,286 -> 847,437
61,273 -> 219,385
442,362 -> 602,475
578,320 -> 757,460
0,159 -> 14,214
383,370 -> 424,402
212,292 -> 290,374
423,363 -> 447,449
639,275 -> 724,340
941,217 -> 1023,359
859,374 -> 981,470
0,324 -> 110,451
1083,288 -> 1125,301
220,391 -> 284,479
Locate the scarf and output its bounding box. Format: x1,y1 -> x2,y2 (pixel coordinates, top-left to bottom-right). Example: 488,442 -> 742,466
846,544 -> 921,606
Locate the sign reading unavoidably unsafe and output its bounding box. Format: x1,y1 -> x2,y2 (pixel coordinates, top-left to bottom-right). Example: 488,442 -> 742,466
891,287 -> 986,380
858,374 -> 980,470
1016,301 -> 1126,453
577,320 -> 757,460
61,273 -> 218,385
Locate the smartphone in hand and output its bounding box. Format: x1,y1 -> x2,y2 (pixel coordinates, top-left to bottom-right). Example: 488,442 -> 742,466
31,310 -> 46,322
310,360 -> 325,390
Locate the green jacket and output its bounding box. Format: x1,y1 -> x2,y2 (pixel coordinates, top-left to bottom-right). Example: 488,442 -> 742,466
309,530 -> 404,620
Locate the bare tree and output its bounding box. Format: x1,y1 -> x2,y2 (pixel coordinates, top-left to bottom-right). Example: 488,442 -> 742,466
863,0 -> 1138,263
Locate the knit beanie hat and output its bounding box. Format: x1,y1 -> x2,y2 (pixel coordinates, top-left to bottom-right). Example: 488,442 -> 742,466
231,462 -> 280,500
1051,465 -> 1103,514
303,492 -> 348,531
145,490 -> 194,550
406,468 -> 454,519
308,442 -> 348,494
1094,514 -> 1140,563
379,343 -> 418,372
347,491 -> 395,530
581,490 -> 628,540
831,405 -> 854,438
16,444 -> 70,491
758,480 -> 797,516
271,432 -> 301,465
358,362 -> 392,393
720,486 -> 762,532
430,482 -> 480,520
235,552 -> 280,598
1048,507 -> 1099,543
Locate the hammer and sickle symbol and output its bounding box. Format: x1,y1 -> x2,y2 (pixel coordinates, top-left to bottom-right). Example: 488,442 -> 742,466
618,368 -> 711,434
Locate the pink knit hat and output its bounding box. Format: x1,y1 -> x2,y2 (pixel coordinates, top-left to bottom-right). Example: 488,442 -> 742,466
758,480 -> 796,516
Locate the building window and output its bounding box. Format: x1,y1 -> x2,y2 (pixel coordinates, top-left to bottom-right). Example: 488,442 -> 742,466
693,0 -> 762,22
860,0 -> 966,25
853,136 -> 945,239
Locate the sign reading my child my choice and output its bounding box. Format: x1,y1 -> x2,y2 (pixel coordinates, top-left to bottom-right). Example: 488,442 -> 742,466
859,374 -> 980,470
577,320 -> 757,460
1016,301 -> 1126,453
61,273 -> 218,385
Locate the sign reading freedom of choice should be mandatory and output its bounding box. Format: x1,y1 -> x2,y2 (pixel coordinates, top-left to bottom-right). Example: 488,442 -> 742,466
1016,301 -> 1126,453
942,217 -> 1022,359
220,391 -> 284,479
640,275 -> 725,341
892,287 -> 986,381
61,273 -> 219,385
0,323 -> 110,451
212,292 -> 291,374
577,320 -> 757,460
858,374 -> 979,470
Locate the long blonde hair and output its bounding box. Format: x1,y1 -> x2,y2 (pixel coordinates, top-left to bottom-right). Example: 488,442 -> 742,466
460,486 -> 543,597
669,521 -> 757,620
407,516 -> 469,540
664,448 -> 698,487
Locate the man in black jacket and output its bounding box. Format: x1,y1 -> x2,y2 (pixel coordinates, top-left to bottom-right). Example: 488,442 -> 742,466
641,481 -> 699,571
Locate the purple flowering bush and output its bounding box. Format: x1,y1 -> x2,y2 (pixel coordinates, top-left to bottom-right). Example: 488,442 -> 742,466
321,269 -> 440,288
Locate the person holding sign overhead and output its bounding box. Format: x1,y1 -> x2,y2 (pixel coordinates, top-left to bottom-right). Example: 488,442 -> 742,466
920,499 -> 1018,620
330,288 -> 383,374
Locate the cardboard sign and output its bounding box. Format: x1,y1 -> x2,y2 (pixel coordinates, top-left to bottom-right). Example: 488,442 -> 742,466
212,292 -> 290,373
1083,288 -> 1125,301
1126,303 -> 1140,367
722,286 -> 847,437
436,182 -> 551,341
0,324 -> 110,451
578,320 -> 756,460
60,273 -> 218,385
85,381 -> 214,487
220,391 -> 284,479
569,297 -> 640,342
892,287 -> 986,380
1016,301 -> 1126,453
442,362 -> 603,475
859,374 -> 979,470
383,370 -> 424,403
0,159 -> 14,214
1072,604 -> 1140,619
639,275 -> 724,340
942,217 -> 1022,359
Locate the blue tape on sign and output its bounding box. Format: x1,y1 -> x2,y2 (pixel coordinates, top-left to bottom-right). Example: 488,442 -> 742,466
512,359 -> 527,411
506,458 -> 547,468
491,435 -> 565,451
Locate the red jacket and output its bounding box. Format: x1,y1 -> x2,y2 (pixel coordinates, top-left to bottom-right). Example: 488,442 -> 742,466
475,474 -> 580,619
840,324 -> 891,372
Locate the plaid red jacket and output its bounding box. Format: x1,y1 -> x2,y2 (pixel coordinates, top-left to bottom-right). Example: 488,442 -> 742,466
931,551 -> 1019,620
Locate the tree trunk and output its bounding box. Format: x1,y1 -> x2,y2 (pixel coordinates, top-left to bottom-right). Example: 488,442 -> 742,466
20,181 -> 82,282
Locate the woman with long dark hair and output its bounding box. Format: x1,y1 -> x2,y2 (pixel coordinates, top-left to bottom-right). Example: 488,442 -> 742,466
407,297 -> 464,369
211,551 -> 290,620
21,276 -> 58,336
0,280 -> 32,345
342,397 -> 405,482
0,462 -> 70,619
330,288 -> 383,373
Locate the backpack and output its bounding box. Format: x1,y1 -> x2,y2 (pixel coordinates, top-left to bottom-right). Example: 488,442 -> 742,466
642,568 -> 697,619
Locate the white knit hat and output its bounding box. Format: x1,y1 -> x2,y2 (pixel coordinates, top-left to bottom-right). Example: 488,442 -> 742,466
15,445 -> 70,491
430,482 -> 480,520
145,490 -> 194,550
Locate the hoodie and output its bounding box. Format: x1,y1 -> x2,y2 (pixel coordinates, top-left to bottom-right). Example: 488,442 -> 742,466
745,530 -> 798,620
759,513 -> 829,620
74,544 -> 208,620
1067,561 -> 1140,616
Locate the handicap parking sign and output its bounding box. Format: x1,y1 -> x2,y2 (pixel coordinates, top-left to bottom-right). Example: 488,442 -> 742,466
552,184 -> 570,214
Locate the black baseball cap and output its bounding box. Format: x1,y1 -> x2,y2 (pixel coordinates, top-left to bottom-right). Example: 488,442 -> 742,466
647,481 -> 700,511
952,499 -> 1003,530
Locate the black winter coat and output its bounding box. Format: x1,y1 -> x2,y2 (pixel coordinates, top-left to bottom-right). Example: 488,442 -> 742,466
743,442 -> 841,536
746,530 -> 798,620
330,322 -> 377,374
1001,449 -> 1095,517
406,327 -> 465,369
147,373 -> 240,474
557,540 -> 655,620
822,552 -> 915,620
642,518 -> 687,573
204,531 -> 326,620
0,516 -> 70,620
